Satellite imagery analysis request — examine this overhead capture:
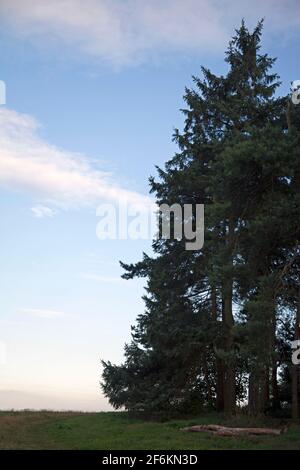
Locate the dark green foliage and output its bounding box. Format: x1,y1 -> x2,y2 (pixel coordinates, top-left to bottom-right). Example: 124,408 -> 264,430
101,21 -> 300,416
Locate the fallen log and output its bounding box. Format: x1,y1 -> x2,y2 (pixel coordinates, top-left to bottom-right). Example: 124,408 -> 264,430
181,424 -> 285,437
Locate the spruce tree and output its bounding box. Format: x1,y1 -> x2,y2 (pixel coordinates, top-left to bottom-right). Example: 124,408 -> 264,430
101,21 -> 300,416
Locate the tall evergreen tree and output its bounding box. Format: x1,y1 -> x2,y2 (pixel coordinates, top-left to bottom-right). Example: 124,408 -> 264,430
102,21 -> 300,416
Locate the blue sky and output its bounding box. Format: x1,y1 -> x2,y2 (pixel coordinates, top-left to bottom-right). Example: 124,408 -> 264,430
0,0 -> 299,410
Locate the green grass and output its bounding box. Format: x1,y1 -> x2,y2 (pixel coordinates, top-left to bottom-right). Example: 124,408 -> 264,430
0,411 -> 299,450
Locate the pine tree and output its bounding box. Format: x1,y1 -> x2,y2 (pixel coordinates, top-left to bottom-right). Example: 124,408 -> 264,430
101,21 -> 300,417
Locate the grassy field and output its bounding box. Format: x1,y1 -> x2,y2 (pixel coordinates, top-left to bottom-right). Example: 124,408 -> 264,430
0,411 -> 299,450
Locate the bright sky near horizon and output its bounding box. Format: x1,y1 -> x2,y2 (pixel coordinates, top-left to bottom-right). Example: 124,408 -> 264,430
0,0 -> 299,411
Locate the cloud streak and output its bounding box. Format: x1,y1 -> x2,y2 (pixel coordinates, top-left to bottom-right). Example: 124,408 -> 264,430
31,205 -> 57,218
1,0 -> 299,66
0,108 -> 152,212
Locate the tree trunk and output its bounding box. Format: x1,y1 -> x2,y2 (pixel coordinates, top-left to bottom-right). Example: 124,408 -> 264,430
270,300 -> 280,411
259,367 -> 270,412
292,365 -> 299,420
216,358 -> 225,412
248,367 -> 269,416
248,372 -> 259,415
211,285 -> 225,411
203,353 -> 213,406
292,286 -> 300,420
182,424 -> 284,436
222,216 -> 235,414
223,290 -> 235,413
271,366 -> 279,409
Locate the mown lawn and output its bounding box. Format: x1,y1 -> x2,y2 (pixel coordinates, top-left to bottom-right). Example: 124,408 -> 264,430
0,411 -> 299,450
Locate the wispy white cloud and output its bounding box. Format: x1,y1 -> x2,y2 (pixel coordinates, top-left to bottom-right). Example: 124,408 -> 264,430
31,205 -> 57,218
20,308 -> 66,319
0,0 -> 224,66
1,0 -> 298,67
0,108 -> 152,212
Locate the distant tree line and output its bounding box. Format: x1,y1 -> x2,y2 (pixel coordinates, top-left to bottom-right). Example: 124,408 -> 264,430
102,21 -> 300,417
